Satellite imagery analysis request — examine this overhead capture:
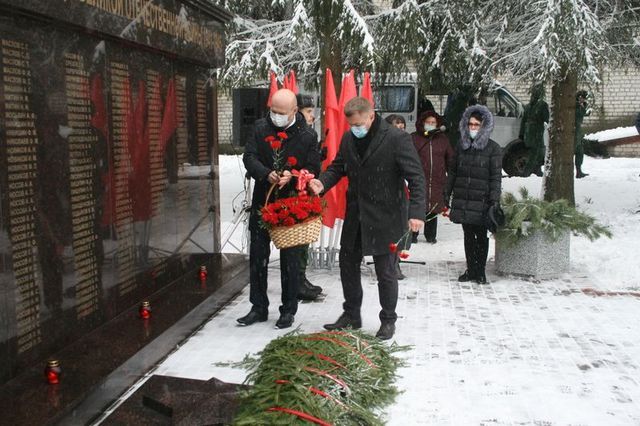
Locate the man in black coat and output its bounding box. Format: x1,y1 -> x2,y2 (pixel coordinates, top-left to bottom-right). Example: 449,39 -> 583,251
238,89 -> 321,329
309,97 -> 426,340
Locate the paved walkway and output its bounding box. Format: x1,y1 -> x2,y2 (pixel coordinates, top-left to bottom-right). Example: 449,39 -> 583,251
145,256 -> 640,425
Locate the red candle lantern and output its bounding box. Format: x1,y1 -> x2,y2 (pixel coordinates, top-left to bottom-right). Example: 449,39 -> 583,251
139,301 -> 151,319
199,265 -> 207,282
44,360 -> 61,384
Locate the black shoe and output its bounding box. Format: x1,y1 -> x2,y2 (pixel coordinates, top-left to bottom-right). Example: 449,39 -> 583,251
237,310 -> 267,326
375,322 -> 396,340
275,313 -> 294,329
323,312 -> 362,331
305,278 -> 323,293
396,263 -> 406,281
298,278 -> 322,301
426,238 -> 437,244
475,273 -> 489,285
411,232 -> 418,244
458,270 -> 476,282
576,171 -> 589,179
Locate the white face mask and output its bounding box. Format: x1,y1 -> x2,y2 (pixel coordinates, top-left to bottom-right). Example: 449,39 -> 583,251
270,112 -> 290,128
469,129 -> 479,139
424,124 -> 436,132
351,125 -> 368,139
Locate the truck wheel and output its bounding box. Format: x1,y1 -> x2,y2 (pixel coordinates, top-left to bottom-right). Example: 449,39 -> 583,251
502,140 -> 530,177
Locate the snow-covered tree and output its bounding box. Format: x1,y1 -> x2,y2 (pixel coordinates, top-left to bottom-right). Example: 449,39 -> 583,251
216,0 -> 377,92
482,0 -> 640,205
213,0 -> 639,205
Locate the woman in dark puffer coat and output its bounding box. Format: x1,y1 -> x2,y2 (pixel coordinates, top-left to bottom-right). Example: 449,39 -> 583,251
412,110 -> 454,243
445,105 -> 502,284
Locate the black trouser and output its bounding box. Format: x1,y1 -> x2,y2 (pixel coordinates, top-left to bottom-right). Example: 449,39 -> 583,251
248,223 -> 303,316
299,244 -> 309,277
462,224 -> 489,277
424,212 -> 438,241
338,227 -> 398,324
575,137 -> 585,168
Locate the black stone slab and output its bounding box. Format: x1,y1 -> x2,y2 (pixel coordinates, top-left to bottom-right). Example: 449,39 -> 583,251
0,253 -> 249,426
0,0 -> 228,392
105,375 -> 247,426
0,0 -> 230,67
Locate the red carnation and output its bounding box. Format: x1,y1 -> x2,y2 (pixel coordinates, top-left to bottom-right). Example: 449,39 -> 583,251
389,243 -> 398,253
278,210 -> 290,220
283,217 -> 295,226
277,131 -> 288,140
287,156 -> 298,167
262,213 -> 278,225
270,140 -> 282,150
292,207 -> 309,220
399,251 -> 410,259
265,135 -> 276,142
309,198 -> 322,213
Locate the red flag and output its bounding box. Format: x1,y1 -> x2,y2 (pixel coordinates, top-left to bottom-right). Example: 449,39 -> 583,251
321,69 -> 340,228
266,71 -> 279,107
326,70 -> 357,223
337,70 -> 357,134
159,77 -> 177,154
90,74 -> 115,226
91,75 -> 109,138
360,72 -> 374,107
289,70 -> 299,94
130,80 -> 152,222
320,69 -> 355,227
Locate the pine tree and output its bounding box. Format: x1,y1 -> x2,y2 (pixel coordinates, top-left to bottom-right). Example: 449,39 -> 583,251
215,0 -> 378,93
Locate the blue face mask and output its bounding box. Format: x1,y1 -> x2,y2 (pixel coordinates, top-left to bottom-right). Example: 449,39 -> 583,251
351,125 -> 368,139
469,129 -> 479,139
424,124 -> 436,133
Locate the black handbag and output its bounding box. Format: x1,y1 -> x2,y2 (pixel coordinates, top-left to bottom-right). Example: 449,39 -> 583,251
485,203 -> 505,233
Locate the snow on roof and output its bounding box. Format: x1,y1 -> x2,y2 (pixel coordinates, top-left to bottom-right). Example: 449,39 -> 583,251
584,126 -> 639,142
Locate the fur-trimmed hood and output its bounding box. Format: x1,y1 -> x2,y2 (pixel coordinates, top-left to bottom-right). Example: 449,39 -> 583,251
459,105 -> 494,150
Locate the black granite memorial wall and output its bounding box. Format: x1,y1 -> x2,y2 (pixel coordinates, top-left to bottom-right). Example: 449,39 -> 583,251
0,0 -> 230,385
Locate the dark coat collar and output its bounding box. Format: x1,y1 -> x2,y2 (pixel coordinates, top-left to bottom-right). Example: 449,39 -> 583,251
348,114 -> 389,165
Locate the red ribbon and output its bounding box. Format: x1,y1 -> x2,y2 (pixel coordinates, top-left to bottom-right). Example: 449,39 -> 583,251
304,336 -> 376,368
267,407 -> 332,426
296,350 -> 346,369
291,168 -> 314,194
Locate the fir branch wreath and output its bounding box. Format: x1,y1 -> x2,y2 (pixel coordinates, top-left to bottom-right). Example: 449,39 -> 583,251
219,330 -> 409,425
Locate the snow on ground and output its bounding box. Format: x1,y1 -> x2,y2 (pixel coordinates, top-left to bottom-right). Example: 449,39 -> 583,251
219,154 -> 640,292
115,155 -> 640,425
584,126 -> 639,142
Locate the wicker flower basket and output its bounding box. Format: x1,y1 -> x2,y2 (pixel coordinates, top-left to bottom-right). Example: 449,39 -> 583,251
264,182 -> 322,249
269,215 -> 322,249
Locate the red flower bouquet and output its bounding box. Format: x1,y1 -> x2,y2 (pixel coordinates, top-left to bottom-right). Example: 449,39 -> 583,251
264,132 -> 287,168
261,167 -> 324,249
389,229 -> 414,259
261,193 -> 323,229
